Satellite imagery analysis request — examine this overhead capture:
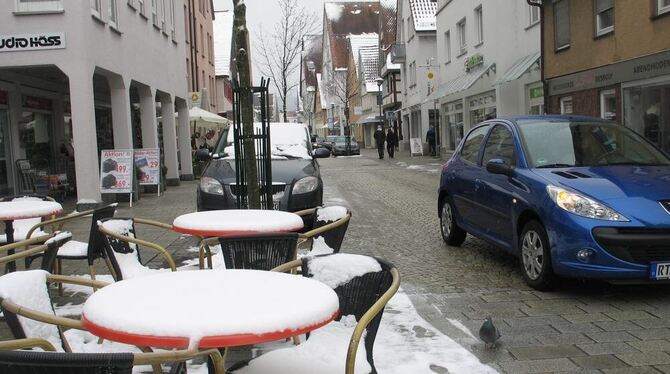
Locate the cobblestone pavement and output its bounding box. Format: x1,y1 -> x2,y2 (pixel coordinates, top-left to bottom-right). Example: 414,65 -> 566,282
325,149 -> 670,374
2,148 -> 670,373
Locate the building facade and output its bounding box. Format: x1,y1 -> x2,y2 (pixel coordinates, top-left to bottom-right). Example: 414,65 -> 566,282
213,8 -> 233,118
543,0 -> 670,155
346,34 -> 380,148
432,0 -> 541,156
395,0 -> 437,154
184,0 -> 217,112
0,0 -> 191,204
380,0 -> 402,147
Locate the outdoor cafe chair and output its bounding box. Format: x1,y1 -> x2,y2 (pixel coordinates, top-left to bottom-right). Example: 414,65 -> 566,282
231,253 -> 400,374
0,339 -> 226,374
0,232 -> 70,273
97,217 -> 177,281
24,204 -> 117,283
0,194 -> 57,245
294,206 -> 352,254
199,233 -> 299,271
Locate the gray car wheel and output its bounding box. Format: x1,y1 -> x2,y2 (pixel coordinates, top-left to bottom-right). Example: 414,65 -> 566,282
440,198 -> 466,246
519,220 -> 556,290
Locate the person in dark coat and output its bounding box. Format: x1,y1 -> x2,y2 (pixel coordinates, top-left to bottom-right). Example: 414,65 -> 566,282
386,128 -> 397,159
426,126 -> 436,156
374,125 -> 386,159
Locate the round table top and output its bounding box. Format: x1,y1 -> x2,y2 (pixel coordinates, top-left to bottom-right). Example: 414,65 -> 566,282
81,270 -> 339,349
0,200 -> 63,221
172,209 -> 304,236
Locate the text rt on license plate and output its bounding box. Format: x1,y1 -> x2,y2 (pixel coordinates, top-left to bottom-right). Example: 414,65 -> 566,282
650,262 -> 670,280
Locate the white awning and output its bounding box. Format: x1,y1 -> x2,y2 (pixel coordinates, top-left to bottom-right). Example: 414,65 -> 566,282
494,52 -> 540,85
422,63 -> 496,104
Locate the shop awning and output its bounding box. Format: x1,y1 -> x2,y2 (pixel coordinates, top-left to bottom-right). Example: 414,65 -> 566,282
422,63 -> 496,104
188,107 -> 229,130
360,115 -> 383,124
494,52 -> 540,85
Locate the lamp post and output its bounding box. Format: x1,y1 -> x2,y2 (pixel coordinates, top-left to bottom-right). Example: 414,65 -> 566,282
376,77 -> 384,129
330,103 -> 335,136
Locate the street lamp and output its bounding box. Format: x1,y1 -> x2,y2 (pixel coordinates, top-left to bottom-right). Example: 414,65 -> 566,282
330,102 -> 335,136
376,77 -> 384,129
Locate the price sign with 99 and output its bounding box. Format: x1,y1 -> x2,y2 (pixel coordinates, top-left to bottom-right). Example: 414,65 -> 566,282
117,164 -> 127,173
100,149 -> 133,194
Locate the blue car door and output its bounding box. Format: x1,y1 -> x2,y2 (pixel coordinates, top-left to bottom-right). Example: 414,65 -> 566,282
476,124 -> 518,247
451,125 -> 490,230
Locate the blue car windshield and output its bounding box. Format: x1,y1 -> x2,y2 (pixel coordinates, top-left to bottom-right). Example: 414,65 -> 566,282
517,120 -> 670,168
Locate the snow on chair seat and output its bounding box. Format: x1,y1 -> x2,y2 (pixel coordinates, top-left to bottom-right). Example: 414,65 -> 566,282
234,253 -> 400,374
295,206 -> 352,255
98,218 -> 176,281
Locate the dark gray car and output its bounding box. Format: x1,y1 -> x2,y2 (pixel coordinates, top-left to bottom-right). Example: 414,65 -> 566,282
196,123 -> 330,212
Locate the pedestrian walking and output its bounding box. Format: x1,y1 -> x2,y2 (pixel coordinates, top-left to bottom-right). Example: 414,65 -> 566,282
386,128 -> 397,159
426,125 -> 436,156
374,125 -> 386,160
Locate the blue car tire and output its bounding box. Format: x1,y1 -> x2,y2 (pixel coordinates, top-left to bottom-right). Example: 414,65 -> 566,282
440,198 -> 467,246
520,220 -> 556,290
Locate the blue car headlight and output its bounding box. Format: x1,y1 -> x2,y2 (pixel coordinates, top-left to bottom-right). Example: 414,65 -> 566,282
546,185 -> 628,221
200,177 -> 224,195
292,176 -> 319,195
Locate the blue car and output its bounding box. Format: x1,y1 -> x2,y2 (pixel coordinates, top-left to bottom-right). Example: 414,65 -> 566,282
438,115 -> 670,290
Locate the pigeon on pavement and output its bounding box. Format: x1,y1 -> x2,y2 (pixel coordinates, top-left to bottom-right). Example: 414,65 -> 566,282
479,317 -> 501,348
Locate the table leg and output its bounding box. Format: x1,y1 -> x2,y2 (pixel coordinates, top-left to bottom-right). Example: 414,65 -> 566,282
4,220 -> 15,273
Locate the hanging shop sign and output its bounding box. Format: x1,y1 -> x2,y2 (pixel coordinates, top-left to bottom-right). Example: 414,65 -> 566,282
0,33 -> 65,53
529,86 -> 544,100
100,150 -> 134,199
465,53 -> 484,73
189,91 -> 202,108
548,49 -> 670,96
134,148 -> 161,188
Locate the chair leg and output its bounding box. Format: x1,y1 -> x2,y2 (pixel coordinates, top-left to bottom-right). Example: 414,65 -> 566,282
103,256 -> 118,281
89,265 -> 99,293
56,259 -> 63,296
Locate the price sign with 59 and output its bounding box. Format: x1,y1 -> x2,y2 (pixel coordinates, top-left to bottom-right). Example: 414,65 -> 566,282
134,148 -> 161,186
100,149 -> 133,194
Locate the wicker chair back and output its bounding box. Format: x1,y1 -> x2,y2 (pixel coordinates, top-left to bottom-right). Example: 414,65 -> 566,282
0,350 -> 134,374
99,218 -> 142,281
302,254 -> 395,373
311,206 -> 351,253
86,205 -> 117,266
217,233 -> 299,271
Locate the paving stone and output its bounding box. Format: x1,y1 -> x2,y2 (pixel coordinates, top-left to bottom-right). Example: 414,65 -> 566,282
498,358 -> 579,374
603,367 -> 663,374
604,311 -> 657,321
635,319 -> 670,329
577,342 -> 640,355
537,333 -> 595,346
596,320 -> 647,332
615,351 -> 670,366
552,323 -> 605,334
570,354 -> 628,370
585,331 -> 640,343
631,329 -> 670,341
509,345 -> 586,360
628,340 -> 670,353
564,312 -> 614,324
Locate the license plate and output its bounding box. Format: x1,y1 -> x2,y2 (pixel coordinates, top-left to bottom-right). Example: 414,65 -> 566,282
650,262 -> 670,280
273,200 -> 281,210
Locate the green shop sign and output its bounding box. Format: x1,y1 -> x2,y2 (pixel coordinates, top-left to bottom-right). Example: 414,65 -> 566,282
465,53 -> 484,72
529,86 -> 544,99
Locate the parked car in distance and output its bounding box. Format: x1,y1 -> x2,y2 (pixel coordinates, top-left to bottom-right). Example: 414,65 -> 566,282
438,115 -> 670,290
323,135 -> 337,152
311,135 -> 326,149
330,136 -> 360,156
196,123 -> 331,212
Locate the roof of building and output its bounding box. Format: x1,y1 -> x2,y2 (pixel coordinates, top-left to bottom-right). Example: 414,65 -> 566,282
380,0 -> 397,50
213,10 -> 235,77
324,1 -> 380,69
348,33 -> 378,76
302,34 -> 323,89
409,0 -> 437,32
359,46 -> 380,93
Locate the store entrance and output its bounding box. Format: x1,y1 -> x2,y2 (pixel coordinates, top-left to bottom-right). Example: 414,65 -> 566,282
0,110 -> 11,195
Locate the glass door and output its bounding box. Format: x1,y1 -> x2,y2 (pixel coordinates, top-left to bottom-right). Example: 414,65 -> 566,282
0,110 -> 12,195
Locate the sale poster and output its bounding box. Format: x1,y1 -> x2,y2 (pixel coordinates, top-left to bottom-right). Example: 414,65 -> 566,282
134,149 -> 160,186
100,150 -> 133,194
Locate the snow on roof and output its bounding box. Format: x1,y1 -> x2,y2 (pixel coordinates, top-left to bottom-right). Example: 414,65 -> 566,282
380,0 -> 398,49
213,10 -> 234,77
348,33 -> 378,76
324,2 -> 380,69
359,46 -> 380,93
409,0 -> 437,31
386,52 -> 401,70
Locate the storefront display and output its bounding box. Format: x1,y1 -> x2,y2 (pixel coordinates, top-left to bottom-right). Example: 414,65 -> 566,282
623,80 -> 670,154
468,91 -> 497,126
528,84 -> 544,115
444,100 -> 464,150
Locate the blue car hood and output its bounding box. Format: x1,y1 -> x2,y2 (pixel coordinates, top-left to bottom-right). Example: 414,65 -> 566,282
532,166 -> 670,225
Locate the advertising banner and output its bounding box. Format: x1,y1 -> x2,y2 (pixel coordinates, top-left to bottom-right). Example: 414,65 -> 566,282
134,149 -> 160,186
100,150 -> 133,194
410,138 -> 424,156
0,33 -> 65,53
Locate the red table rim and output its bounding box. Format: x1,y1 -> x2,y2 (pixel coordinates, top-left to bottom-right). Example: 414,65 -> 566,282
0,207 -> 63,221
81,309 -> 339,349
172,224 -> 304,237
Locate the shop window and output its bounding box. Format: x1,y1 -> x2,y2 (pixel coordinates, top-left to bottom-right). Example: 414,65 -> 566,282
600,89 -> 616,120
445,100 -> 464,150
474,6 -> 483,46
469,91 -> 497,125
528,85 -> 544,115
623,84 -> 669,154
553,0 -> 570,50
594,0 -> 614,36
460,124 -> 490,164
457,18 -> 467,55
560,96 -> 573,114
659,0 -> 670,15
15,0 -> 63,13
529,1 -> 541,26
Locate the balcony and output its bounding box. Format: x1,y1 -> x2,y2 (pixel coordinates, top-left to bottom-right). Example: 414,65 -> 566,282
390,44 -> 406,63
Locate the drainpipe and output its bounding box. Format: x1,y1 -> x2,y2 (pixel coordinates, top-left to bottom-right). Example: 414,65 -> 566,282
527,0 -> 548,113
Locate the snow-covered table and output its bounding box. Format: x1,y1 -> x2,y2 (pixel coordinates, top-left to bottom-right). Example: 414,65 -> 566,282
0,200 -> 62,272
81,270 -> 339,349
172,209 -> 304,237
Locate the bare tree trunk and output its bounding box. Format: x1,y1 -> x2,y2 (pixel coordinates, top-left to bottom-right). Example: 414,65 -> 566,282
283,87 -> 288,122
233,0 -> 260,209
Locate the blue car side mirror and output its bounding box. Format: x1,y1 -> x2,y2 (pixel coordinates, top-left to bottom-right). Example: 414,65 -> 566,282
486,159 -> 514,177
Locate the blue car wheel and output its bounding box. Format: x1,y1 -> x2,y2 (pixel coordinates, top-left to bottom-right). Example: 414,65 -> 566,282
440,198 -> 466,246
520,220 -> 556,290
